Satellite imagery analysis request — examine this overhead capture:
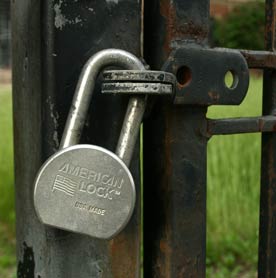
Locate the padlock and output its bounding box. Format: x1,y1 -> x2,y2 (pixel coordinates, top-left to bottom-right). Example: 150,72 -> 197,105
33,49 -> 146,239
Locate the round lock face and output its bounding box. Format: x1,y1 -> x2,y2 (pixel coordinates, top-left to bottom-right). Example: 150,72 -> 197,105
34,144 -> 135,239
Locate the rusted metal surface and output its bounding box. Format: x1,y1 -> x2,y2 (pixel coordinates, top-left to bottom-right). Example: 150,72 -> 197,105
144,105 -> 208,277
12,0 -> 142,277
207,116 -> 276,136
162,47 -> 249,105
143,0 -> 209,277
258,1 -> 276,277
144,0 -> 209,69
240,50 -> 276,69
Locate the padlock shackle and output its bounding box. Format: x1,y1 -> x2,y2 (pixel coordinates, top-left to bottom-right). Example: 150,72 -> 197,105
60,49 -> 146,166
116,95 -> 145,166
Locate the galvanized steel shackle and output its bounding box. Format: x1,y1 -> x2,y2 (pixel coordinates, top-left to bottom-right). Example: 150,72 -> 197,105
60,49 -> 146,166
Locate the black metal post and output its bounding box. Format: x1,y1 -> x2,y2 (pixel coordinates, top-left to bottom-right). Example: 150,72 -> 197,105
12,1 -> 142,277
258,1 -> 276,277
143,1 -> 209,277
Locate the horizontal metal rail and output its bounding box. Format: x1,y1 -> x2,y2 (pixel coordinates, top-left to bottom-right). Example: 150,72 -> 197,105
240,50 -> 276,69
207,116 -> 276,136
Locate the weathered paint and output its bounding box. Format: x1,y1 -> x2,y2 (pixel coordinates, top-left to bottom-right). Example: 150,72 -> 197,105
54,0 -> 83,30
17,242 -> 35,278
46,96 -> 60,150
12,0 -> 142,277
144,0 -> 209,277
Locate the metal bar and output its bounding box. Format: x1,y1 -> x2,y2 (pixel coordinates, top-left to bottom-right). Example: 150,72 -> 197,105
207,116 -> 276,136
258,1 -> 276,277
12,1 -> 43,277
13,1 -> 143,277
240,50 -> 276,69
143,0 -> 209,276
116,96 -> 146,167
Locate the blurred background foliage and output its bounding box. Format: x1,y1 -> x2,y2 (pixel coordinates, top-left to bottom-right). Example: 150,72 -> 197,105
207,1 -> 265,276
0,84 -> 16,278
211,1 -> 265,50
206,77 -> 262,278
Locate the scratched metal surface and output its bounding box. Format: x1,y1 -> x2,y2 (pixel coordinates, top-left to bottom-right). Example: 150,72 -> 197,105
143,0 -> 209,277
12,0 -> 142,277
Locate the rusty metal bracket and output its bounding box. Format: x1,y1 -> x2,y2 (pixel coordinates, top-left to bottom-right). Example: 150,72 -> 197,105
162,46 -> 250,105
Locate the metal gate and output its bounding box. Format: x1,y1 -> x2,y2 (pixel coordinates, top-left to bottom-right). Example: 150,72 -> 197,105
12,0 -> 276,277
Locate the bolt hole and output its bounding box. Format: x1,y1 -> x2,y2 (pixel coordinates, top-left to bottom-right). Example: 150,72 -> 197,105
224,70 -> 239,90
176,66 -> 192,86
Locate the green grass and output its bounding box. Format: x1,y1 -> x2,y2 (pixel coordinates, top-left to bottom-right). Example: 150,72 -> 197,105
0,223 -> 16,278
0,85 -> 14,227
206,75 -> 263,277
0,85 -> 16,278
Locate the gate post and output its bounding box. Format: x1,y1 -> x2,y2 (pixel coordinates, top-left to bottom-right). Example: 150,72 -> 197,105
258,0 -> 276,277
143,1 -> 209,277
12,1 -> 142,277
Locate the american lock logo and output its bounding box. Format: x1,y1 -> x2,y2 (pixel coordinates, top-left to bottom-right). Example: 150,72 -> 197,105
51,163 -> 124,200
52,174 -> 78,197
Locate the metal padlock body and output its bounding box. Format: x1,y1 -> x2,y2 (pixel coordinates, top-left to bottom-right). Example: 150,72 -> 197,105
33,49 -> 146,239
34,145 -> 135,239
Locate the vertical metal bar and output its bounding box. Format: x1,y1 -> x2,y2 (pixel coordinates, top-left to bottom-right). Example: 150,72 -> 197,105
13,1 -> 142,277
143,0 -> 209,277
258,1 -> 276,277
12,1 -> 43,278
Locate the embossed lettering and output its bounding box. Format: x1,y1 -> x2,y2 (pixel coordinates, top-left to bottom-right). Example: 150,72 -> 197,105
101,174 -> 110,184
75,201 -> 87,209
59,163 -> 69,173
88,170 -> 97,181
88,206 -> 106,216
87,184 -> 96,194
97,187 -> 105,198
58,163 -> 125,200
96,172 -> 102,183
74,201 -> 106,216
79,181 -> 86,192
59,163 -> 80,177
68,165 -> 80,176
79,167 -> 88,179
